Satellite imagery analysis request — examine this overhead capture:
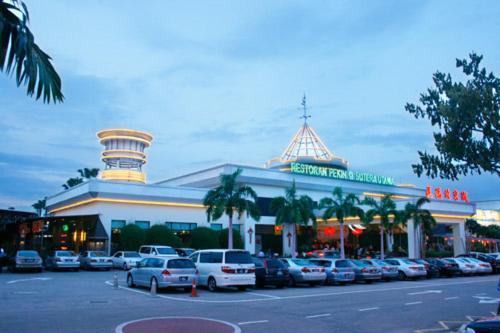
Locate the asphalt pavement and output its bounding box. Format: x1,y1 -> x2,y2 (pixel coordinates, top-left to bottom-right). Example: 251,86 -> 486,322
0,269 -> 498,333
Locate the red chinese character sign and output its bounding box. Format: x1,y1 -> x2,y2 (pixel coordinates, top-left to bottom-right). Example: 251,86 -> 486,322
426,186 -> 469,203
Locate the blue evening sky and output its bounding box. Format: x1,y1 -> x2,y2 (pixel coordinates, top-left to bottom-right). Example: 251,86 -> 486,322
1,0 -> 499,211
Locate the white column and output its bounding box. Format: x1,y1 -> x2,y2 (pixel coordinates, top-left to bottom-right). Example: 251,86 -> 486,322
452,222 -> 466,256
241,215 -> 256,255
406,219 -> 418,259
282,224 -> 294,257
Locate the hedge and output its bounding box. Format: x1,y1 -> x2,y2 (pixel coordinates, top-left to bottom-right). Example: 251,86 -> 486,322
119,224 -> 146,251
219,228 -> 244,249
189,227 -> 219,249
145,225 -> 182,248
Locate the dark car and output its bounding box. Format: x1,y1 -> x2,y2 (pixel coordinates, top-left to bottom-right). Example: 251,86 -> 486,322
458,252 -> 500,273
410,259 -> 440,278
426,258 -> 460,277
252,257 -> 289,288
0,249 -> 8,273
458,315 -> 500,332
175,248 -> 195,257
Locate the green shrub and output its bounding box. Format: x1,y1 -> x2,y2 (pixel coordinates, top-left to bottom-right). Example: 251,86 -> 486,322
119,224 -> 145,251
219,228 -> 244,249
425,250 -> 453,258
145,225 -> 182,247
189,227 -> 219,250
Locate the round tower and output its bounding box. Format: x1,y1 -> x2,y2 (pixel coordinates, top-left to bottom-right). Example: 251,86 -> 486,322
96,129 -> 153,183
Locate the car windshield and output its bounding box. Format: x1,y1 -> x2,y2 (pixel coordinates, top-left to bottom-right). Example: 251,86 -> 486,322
167,259 -> 196,269
90,252 -> 106,257
124,252 -> 141,258
18,251 -> 38,257
351,260 -> 369,267
324,251 -> 340,258
335,260 -> 353,268
56,251 -> 75,257
266,259 -> 285,268
183,249 -> 194,256
373,260 -> 387,265
292,259 -> 314,267
402,259 -> 415,265
444,258 -> 456,263
225,251 -> 253,264
157,247 -> 177,255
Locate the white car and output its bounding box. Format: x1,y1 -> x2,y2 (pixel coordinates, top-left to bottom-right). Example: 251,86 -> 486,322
384,258 -> 426,280
79,251 -> 113,270
112,251 -> 143,270
465,257 -> 493,274
138,245 -> 179,258
444,258 -> 475,275
189,249 -> 255,292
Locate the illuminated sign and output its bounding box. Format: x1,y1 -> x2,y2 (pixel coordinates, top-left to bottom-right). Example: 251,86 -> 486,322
290,162 -> 394,186
62,224 -> 69,232
426,186 -> 469,202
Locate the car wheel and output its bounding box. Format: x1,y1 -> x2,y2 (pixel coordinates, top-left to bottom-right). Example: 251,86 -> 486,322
127,274 -> 135,288
309,282 -> 316,287
208,277 -> 217,292
288,276 -> 296,287
398,271 -> 407,281
237,286 -> 247,291
122,263 -> 128,271
365,280 -> 373,284
37,268 -> 42,273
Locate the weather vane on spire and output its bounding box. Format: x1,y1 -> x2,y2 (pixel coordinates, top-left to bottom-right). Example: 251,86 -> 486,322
300,93 -> 311,124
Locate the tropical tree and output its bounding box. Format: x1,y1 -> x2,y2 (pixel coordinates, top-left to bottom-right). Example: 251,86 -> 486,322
145,225 -> 182,248
78,168 -> 99,179
404,197 -> 436,258
203,168 -> 260,250
0,0 -> 64,103
319,187 -> 364,259
269,181 -> 315,258
119,224 -> 145,251
406,52 -> 499,180
32,198 -> 46,217
363,195 -> 397,259
62,177 -> 83,190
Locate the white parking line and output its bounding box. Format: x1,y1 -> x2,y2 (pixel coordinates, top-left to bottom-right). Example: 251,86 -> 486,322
115,317 -> 241,333
238,320 -> 269,325
306,313 -> 331,319
245,291 -> 281,299
444,297 -> 459,300
405,301 -> 423,306
358,307 -> 379,312
6,277 -> 52,284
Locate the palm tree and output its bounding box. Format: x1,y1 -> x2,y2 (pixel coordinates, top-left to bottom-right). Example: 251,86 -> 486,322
319,187 -> 364,259
0,0 -> 63,103
269,181 -> 315,258
62,177 -> 83,190
404,197 -> 436,258
363,195 -> 397,260
32,198 -> 46,217
203,168 -> 260,249
78,168 -> 100,179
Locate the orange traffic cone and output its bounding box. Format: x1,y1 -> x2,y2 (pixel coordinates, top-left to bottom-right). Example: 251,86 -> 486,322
190,279 -> 198,297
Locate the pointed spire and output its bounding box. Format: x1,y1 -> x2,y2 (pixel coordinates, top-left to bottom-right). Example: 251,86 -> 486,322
300,93 -> 311,124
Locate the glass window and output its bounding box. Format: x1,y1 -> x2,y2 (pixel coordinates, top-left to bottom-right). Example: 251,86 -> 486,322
210,223 -> 223,231
165,222 -> 197,231
123,252 -> 141,258
139,247 -> 150,254
232,224 -> 241,232
225,251 -> 251,264
335,260 -> 353,268
167,259 -> 196,269
56,251 -> 74,257
252,258 -> 264,267
311,260 -> 331,268
280,259 -> 290,267
156,247 -> 177,255
200,252 -> 211,263
189,252 -> 199,263
266,259 -> 285,269
210,252 -> 223,263
135,221 -> 150,229
111,220 -> 126,229
351,260 -> 368,267
291,259 -> 314,266
90,251 -> 106,257
385,260 -> 399,266
18,251 -> 38,257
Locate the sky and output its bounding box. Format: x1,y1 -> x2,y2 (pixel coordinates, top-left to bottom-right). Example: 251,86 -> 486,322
1,0 -> 499,211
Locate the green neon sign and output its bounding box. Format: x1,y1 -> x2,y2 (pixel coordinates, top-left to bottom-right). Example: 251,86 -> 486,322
62,224 -> 69,232
290,162 -> 395,186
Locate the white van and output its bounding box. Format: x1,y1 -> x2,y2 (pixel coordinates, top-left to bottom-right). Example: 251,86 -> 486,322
189,249 -> 255,291
138,245 -> 179,258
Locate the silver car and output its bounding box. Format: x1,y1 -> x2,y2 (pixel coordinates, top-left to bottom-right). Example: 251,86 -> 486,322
363,259 -> 398,281
45,250 -> 80,271
349,260 -> 383,283
309,258 -> 355,285
127,257 -> 197,291
9,250 -> 43,272
465,257 -> 493,274
111,251 -> 142,270
79,251 -> 113,270
279,258 -> 326,287
385,258 -> 426,279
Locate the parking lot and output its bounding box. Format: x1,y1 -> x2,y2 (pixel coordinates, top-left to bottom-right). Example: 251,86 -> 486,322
1,269 -> 498,333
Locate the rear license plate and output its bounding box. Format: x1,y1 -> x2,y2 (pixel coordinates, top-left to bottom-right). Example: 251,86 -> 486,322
65,259 -> 72,262
99,259 -> 104,263
179,276 -> 188,281
237,269 -> 245,273
27,259 -> 34,263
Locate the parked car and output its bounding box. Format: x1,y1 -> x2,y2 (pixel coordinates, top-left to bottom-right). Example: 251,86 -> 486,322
175,248 -> 195,257
348,260 -> 382,283
189,249 -> 255,292
112,251 -> 142,270
79,251 -> 113,270
458,252 -> 500,273
45,250 -> 80,271
425,258 -> 461,277
362,259 -> 398,281
252,257 -> 290,288
8,250 -> 43,272
139,245 -> 179,258
465,257 -> 493,274
443,258 -> 475,275
279,258 -> 327,287
458,315 -> 500,332
310,258 -> 355,285
410,259 -> 440,278
384,258 -> 426,280
0,249 -> 8,273
127,257 -> 197,291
